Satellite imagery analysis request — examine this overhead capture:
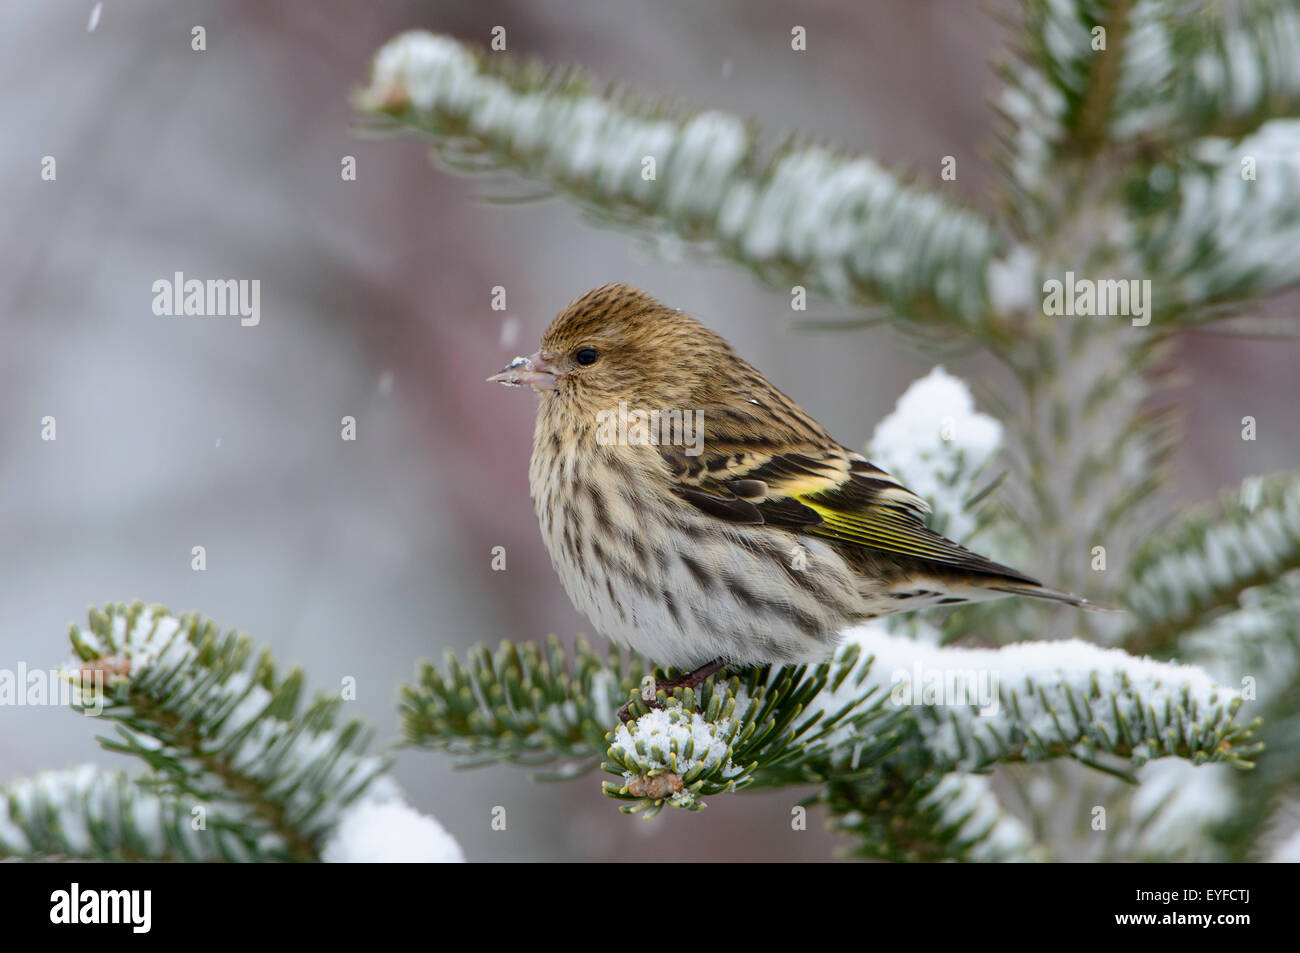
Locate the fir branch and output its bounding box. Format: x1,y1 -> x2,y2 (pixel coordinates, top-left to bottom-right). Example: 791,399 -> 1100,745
1126,120 -> 1300,314
1122,473 -> 1300,657
997,1 -> 1300,239
820,771 -> 1040,863
1176,571 -> 1300,859
63,602 -> 389,861
995,322 -> 1177,633
0,765 -> 263,862
995,0 -> 1134,218
820,625 -> 1258,777
343,9 -> 1295,862
404,626 -> 1257,833
1120,760 -> 1239,862
1075,0 -> 1134,152
1182,570 -> 1300,708
1002,0 -> 1300,166
1147,0 -> 1300,143
603,646 -> 909,816
356,31 -> 999,331
400,636 -> 642,774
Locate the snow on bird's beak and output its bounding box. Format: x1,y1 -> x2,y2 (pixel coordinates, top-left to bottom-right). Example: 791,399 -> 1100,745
488,351 -> 560,392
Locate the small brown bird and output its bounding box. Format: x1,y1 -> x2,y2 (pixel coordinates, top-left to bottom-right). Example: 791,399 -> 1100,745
490,284 -> 1085,704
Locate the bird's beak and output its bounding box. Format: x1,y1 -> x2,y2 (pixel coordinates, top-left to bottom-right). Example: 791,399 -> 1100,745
487,350 -> 560,392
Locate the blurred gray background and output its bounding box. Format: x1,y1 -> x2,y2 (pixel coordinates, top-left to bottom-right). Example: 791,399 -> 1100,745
3,0 -> 1297,862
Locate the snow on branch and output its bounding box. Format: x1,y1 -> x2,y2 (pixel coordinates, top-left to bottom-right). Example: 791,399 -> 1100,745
1180,571 -> 1300,711
999,1 -> 1300,224
821,623 -> 1258,778
0,603 -> 464,863
1123,473 -> 1300,656
1133,120 -> 1300,314
594,619 -> 1256,859
404,617 -> 1256,827
320,777 -> 464,863
61,603 -> 388,860
356,31 -> 998,329
604,649 -> 907,815
867,366 -> 1005,544
1157,0 -> 1300,141
864,365 -> 1036,646
0,765 -> 256,862
995,0 -> 1135,203
400,365 -> 1255,839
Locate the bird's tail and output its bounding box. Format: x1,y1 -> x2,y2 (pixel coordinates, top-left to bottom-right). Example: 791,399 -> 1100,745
986,581 -> 1119,613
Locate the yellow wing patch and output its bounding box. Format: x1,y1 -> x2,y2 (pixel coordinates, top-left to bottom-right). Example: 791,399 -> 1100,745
801,499 -> 968,564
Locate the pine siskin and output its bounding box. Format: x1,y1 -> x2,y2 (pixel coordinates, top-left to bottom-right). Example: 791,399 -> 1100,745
490,283 -> 1088,703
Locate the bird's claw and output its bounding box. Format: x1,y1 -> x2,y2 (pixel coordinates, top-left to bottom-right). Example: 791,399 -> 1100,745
616,659 -> 727,724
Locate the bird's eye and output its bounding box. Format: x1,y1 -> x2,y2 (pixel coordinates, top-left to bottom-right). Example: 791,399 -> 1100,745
574,347 -> 600,366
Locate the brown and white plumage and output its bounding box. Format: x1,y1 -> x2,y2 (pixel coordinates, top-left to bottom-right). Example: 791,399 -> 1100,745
491,283 -> 1085,669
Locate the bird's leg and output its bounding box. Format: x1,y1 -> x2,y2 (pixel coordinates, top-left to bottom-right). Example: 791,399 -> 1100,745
618,657 -> 726,723
658,657 -> 727,694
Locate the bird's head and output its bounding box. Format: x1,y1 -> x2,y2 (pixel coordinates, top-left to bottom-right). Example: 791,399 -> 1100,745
488,283 -> 729,411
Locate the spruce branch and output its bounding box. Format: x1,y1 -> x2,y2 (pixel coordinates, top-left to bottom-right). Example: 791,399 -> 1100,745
356,31 -> 999,332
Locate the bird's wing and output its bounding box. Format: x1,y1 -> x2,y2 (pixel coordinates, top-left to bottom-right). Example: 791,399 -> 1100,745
662,441 -> 1034,580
